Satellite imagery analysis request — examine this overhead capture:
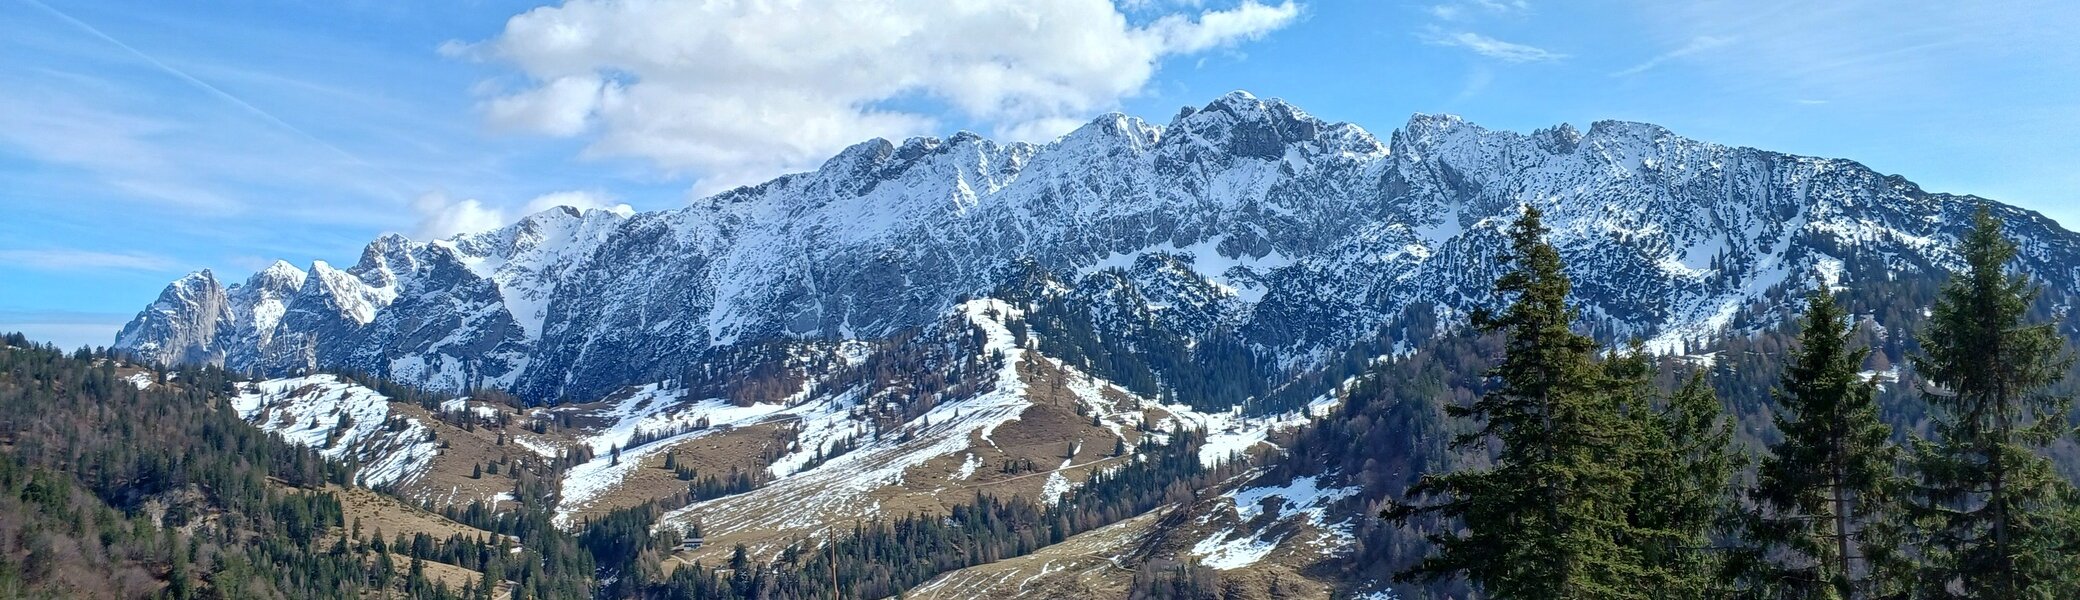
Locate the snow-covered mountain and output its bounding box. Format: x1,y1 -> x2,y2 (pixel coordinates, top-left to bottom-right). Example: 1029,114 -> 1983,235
115,91 -> 2080,404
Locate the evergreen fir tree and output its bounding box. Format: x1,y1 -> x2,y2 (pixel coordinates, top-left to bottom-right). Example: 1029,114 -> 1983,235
1383,206 -> 1648,599
1730,286 -> 1904,599
1904,206 -> 2080,598
1626,368 -> 1741,597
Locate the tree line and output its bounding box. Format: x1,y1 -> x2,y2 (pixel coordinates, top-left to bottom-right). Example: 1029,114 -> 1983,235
565,430 -> 1242,599
1385,206 -> 2080,599
0,338 -> 459,598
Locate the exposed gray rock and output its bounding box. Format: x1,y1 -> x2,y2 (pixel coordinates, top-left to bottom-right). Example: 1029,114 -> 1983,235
115,91 -> 2080,403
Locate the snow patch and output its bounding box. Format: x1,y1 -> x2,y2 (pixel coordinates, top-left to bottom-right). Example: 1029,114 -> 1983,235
233,375 -> 436,488
439,397 -> 503,419
955,452 -> 981,480
655,299 -> 1039,538
1155,398 -> 1332,468
1079,236 -> 1294,304
1191,528 -> 1279,570
1188,475 -> 1362,569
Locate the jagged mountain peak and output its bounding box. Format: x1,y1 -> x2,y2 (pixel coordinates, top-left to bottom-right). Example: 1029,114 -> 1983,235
245,260 -> 309,291
1058,112 -> 1162,151
1165,91 -> 1334,160
1584,118 -> 1676,141
1397,111 -> 1471,134
1530,122 -> 1583,154
115,92 -> 2080,404
171,268 -> 223,290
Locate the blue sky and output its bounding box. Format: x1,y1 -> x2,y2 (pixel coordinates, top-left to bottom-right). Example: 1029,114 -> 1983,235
4,0 -> 2079,349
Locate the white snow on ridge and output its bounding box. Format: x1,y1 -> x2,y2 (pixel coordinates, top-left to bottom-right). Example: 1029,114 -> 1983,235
656,299 -> 1037,537
551,383 -> 797,526
1078,235 -> 1295,304
954,452 -> 982,480
1815,256 -> 1846,290
305,261 -> 398,326
1188,475 -> 1362,570
1226,475 -> 1361,524
233,375 -> 436,488
513,436 -> 562,459
1157,396 -> 1333,468
761,387 -> 871,479
243,261 -> 306,336
1040,456 -> 1075,504
1192,527 -> 1279,570
443,207 -> 629,341
580,383 -> 790,456
559,301 -> 1050,527
439,397 -> 503,419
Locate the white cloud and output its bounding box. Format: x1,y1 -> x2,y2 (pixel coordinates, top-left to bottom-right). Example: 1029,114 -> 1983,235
411,192 -> 508,239
1423,30 -> 1564,62
1611,35 -> 1734,76
1149,1 -> 1303,53
1429,0 -> 1529,21
1475,0 -> 1530,12
521,190 -> 633,216
485,75 -> 609,136
456,0 -> 1302,193
0,249 -> 178,272
412,190 -> 635,240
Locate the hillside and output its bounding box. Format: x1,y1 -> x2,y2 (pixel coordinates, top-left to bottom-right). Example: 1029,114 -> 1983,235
0,335 -> 599,599
91,92 -> 2080,599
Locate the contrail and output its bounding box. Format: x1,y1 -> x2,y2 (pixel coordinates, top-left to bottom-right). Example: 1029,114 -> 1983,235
19,0 -> 415,195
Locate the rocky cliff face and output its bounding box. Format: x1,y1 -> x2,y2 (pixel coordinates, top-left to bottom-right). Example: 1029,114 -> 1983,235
115,91 -> 2080,403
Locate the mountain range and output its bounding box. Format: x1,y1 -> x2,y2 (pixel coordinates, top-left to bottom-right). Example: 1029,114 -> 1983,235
115,91 -> 2080,405
104,91 -> 2080,598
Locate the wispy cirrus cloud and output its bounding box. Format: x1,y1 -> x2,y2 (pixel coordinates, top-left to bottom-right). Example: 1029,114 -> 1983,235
1612,35 -> 1735,76
15,0 -> 413,199
1428,0 -> 1530,21
0,249 -> 179,272
1423,30 -> 1565,62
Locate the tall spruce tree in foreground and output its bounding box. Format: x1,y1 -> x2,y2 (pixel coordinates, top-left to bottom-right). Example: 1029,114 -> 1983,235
1904,206 -> 2080,598
1626,368 -> 1741,597
1384,207 -> 1649,599
1731,286 -> 1904,599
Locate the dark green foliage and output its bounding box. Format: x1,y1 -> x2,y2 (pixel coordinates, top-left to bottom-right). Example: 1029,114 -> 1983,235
684,466 -> 763,502
793,434 -> 860,473
635,431 -> 1234,599
1384,207 -> 1739,599
336,368 -> 454,412
433,491 -> 596,600
1127,559 -> 1232,600
1272,330 -> 1480,596
1730,286 -> 1907,599
1003,265 -> 1274,413
0,340 -> 445,598
1625,370 -> 1741,596
1902,207 -> 2080,598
